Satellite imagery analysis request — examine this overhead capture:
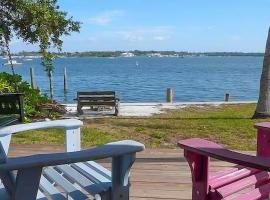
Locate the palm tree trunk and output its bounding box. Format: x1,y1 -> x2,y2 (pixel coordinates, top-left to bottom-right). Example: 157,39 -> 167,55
4,37 -> 19,92
4,38 -> 15,75
49,70 -> 53,100
253,27 -> 270,118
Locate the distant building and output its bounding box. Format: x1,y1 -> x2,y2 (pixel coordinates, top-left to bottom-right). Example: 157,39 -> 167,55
147,53 -> 162,57
121,52 -> 135,57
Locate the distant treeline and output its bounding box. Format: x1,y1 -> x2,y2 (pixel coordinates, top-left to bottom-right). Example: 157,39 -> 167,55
201,52 -> 263,57
1,50 -> 264,57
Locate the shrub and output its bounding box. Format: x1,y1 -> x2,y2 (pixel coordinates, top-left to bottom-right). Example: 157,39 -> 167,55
0,78 -> 14,93
0,72 -> 65,119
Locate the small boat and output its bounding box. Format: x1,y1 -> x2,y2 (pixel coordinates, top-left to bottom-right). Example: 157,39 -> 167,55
24,58 -> 33,61
136,61 -> 139,66
4,60 -> 22,66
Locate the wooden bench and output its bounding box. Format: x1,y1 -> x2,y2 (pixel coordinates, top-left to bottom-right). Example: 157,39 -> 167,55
75,91 -> 120,116
0,93 -> 24,127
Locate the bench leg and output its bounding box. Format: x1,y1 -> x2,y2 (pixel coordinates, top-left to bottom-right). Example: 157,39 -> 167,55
77,105 -> 83,115
115,102 -> 120,116
184,150 -> 210,200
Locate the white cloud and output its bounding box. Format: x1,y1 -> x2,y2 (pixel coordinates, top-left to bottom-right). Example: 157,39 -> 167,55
108,26 -> 174,42
153,36 -> 171,41
89,10 -> 124,25
123,34 -> 144,42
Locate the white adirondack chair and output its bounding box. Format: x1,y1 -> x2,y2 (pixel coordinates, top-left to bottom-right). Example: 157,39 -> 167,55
0,119 -> 145,200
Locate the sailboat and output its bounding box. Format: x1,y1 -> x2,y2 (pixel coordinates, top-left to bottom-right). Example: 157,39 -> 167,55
136,61 -> 139,67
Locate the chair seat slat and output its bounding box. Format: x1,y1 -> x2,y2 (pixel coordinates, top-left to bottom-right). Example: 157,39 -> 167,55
209,167 -> 260,189
209,165 -> 244,181
43,167 -> 88,199
72,163 -> 111,185
86,161 -> 111,180
232,181 -> 270,200
215,171 -> 270,198
39,176 -> 66,200
55,164 -> 108,195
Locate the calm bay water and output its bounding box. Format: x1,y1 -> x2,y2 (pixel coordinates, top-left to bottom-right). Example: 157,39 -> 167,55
0,56 -> 263,103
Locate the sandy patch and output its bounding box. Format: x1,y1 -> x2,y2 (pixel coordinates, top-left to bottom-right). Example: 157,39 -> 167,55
62,101 -> 256,118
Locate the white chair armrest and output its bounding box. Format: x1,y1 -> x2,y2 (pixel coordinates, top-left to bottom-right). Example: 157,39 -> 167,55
0,119 -> 83,136
0,119 -> 83,152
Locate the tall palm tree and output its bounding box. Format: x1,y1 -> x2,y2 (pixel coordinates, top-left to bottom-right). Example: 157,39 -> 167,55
253,27 -> 270,118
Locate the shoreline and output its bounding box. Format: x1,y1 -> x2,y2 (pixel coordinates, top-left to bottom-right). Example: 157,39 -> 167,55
63,101 -> 257,117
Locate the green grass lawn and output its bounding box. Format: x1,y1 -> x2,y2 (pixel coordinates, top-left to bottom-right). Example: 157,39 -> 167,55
12,103 -> 270,150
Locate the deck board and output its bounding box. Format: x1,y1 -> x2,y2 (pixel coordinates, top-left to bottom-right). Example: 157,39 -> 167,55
8,144 -> 240,200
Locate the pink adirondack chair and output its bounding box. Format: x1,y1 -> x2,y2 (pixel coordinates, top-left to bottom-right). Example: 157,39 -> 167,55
178,122 -> 270,200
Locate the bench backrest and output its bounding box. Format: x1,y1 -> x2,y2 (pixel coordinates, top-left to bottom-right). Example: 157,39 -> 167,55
0,93 -> 24,122
77,91 -> 117,106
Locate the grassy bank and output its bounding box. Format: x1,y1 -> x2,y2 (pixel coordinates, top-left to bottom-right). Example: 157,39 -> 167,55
12,103 -> 268,150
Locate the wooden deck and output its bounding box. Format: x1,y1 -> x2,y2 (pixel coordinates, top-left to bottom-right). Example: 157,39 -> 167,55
8,144 -> 238,200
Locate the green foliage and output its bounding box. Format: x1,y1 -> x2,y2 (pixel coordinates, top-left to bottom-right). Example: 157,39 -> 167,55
12,104 -> 264,150
0,72 -> 64,119
41,52 -> 55,77
0,78 -> 14,93
1,0 -> 81,98
0,72 -> 47,103
81,104 -> 261,150
1,0 -> 80,50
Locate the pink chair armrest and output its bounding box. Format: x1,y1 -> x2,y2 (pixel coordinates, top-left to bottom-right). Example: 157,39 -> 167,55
178,138 -> 270,172
255,122 -> 270,130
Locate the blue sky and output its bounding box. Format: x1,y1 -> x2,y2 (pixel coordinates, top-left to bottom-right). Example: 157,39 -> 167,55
10,0 -> 270,52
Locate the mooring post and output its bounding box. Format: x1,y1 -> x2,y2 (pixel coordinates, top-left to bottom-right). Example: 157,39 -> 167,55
64,67 -> 68,91
167,88 -> 173,103
225,93 -> 230,102
30,67 -> 36,89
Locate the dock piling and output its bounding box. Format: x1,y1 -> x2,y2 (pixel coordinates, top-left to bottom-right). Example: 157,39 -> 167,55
225,93 -> 230,102
167,88 -> 173,103
30,67 -> 36,89
64,67 -> 68,91
49,71 -> 53,100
